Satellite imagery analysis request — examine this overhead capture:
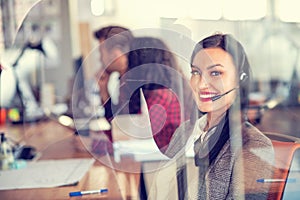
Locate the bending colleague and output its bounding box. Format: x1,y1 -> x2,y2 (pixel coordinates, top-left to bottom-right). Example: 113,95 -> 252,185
122,36 -> 192,152
94,27 -> 192,152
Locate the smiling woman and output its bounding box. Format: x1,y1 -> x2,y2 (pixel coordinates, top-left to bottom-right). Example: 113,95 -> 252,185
188,33 -> 251,131
157,33 -> 275,199
190,48 -> 239,115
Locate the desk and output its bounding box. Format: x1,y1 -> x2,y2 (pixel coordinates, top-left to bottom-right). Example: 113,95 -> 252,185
0,120 -> 141,200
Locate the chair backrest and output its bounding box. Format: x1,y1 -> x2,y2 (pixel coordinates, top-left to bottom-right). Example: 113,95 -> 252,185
264,132 -> 300,200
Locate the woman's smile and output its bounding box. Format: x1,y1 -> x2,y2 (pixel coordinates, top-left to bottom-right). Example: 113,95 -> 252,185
199,91 -> 219,102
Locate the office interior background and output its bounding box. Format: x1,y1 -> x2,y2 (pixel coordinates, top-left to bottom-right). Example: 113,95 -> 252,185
0,0 -> 299,136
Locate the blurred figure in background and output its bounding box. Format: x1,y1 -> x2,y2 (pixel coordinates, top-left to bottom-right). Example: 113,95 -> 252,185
93,27 -> 193,152
93,25 -> 134,122
122,36 -> 193,152
91,25 -> 134,154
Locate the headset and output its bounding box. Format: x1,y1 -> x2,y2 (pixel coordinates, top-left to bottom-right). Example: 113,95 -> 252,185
211,72 -> 248,102
239,72 -> 248,83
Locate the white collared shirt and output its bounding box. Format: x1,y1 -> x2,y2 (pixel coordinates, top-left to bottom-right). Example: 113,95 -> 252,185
185,115 -> 207,157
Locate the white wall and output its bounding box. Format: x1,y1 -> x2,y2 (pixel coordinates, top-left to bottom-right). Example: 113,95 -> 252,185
6,0 -> 299,105
72,0 -> 300,104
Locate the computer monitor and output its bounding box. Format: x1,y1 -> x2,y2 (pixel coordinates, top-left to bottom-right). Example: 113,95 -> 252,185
282,148 -> 300,199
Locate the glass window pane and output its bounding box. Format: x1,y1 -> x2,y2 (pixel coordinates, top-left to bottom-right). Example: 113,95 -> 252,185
278,0 -> 300,22
223,0 -> 267,20
188,0 -> 222,20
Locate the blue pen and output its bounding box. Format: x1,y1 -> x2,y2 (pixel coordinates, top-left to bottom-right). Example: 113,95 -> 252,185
257,178 -> 296,183
69,188 -> 108,197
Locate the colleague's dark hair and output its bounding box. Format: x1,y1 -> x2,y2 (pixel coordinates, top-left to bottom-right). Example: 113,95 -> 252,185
127,36 -> 180,90
128,37 -> 179,70
191,33 -> 251,109
93,25 -> 134,53
123,37 -> 186,114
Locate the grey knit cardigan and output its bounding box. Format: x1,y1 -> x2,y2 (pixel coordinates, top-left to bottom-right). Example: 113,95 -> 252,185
163,120 -> 275,200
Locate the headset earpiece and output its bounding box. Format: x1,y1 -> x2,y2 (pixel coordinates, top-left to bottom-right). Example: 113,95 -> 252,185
239,72 -> 248,82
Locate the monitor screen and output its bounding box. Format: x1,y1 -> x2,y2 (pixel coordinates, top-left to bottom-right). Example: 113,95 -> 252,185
282,148 -> 300,199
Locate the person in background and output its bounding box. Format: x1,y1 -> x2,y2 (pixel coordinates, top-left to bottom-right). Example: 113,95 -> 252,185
93,25 -> 135,122
94,26 -> 192,152
89,25 -> 134,154
158,33 -> 274,199
122,36 -> 193,152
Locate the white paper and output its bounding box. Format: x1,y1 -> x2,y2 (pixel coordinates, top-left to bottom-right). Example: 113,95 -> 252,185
113,139 -> 170,162
0,158 -> 95,190
112,89 -> 170,162
112,89 -> 193,162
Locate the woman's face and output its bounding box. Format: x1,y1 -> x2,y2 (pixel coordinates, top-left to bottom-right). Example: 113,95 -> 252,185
190,47 -> 238,114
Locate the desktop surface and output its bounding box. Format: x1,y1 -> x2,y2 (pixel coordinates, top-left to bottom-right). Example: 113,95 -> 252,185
0,120 -> 141,200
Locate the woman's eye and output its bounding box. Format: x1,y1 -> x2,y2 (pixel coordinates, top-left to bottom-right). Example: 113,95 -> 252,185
210,71 -> 222,76
191,70 -> 201,75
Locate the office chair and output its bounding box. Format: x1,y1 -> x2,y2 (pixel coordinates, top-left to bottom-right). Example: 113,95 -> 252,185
264,132 -> 300,200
